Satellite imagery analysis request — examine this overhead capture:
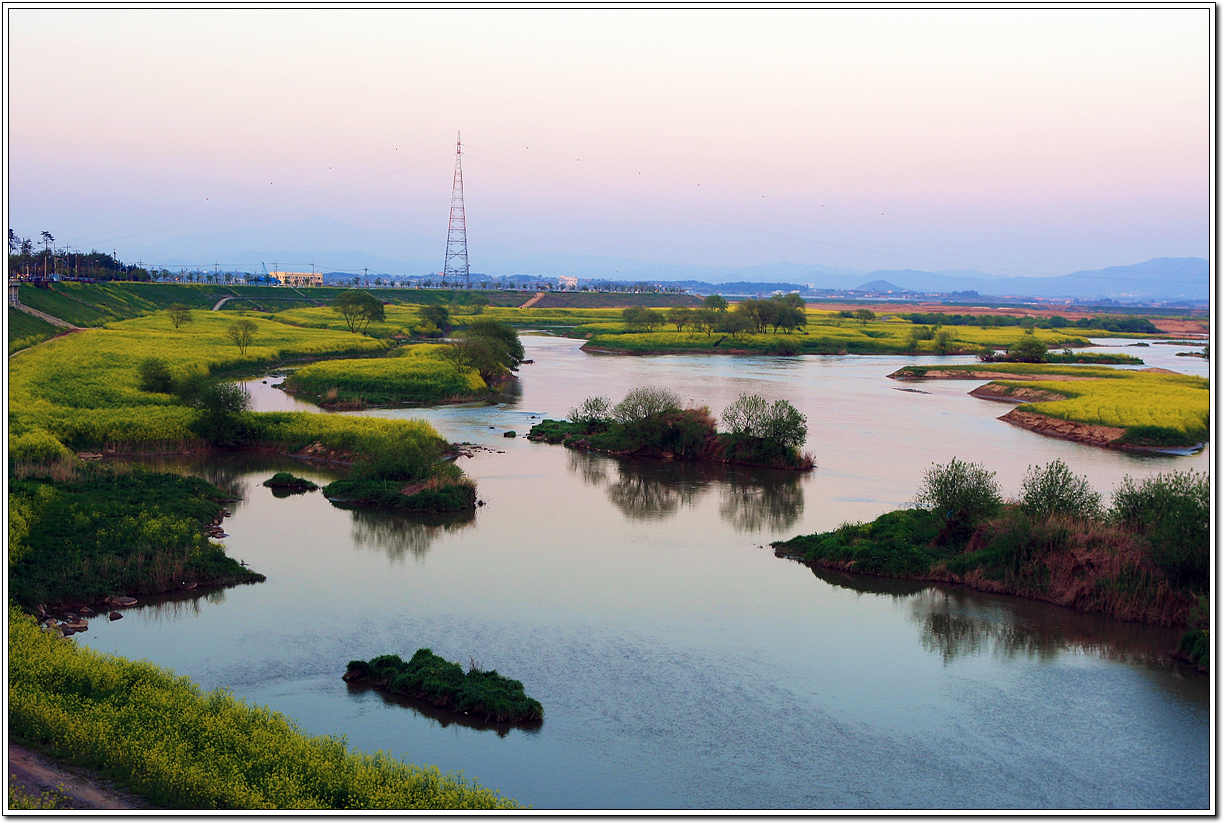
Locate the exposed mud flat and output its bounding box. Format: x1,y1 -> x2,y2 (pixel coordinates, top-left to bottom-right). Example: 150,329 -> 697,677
998,409 -> 1126,447
969,383 -> 1068,403
889,368 -> 1100,381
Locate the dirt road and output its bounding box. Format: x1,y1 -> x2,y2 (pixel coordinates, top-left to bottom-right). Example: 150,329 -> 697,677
8,742 -> 153,810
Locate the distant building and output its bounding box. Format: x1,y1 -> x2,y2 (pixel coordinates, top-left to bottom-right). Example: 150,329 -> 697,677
558,276 -> 578,290
269,271 -> 323,288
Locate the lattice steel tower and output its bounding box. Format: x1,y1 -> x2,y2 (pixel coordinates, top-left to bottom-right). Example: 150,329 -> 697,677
443,131 -> 470,286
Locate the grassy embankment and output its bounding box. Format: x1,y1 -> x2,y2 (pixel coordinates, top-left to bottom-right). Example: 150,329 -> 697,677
773,461 -> 1209,669
344,650 -> 544,724
892,364 -> 1209,448
282,344 -> 487,406
9,464 -> 263,607
9,311 -> 476,514
8,610 -> 519,809
572,311 -> 1132,355
8,307 -> 62,353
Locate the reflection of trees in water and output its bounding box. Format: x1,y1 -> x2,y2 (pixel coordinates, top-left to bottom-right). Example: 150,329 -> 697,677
128,587 -> 232,626
806,565 -> 1181,669
566,451 -> 806,529
113,452 -> 346,513
349,508 -> 477,562
718,475 -> 804,533
567,450 -> 612,487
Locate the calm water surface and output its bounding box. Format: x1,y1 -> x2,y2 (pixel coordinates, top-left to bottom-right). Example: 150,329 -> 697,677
78,336 -> 1209,810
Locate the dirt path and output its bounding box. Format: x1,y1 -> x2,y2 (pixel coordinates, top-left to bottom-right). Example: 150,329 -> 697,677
8,742 -> 153,810
518,291 -> 546,309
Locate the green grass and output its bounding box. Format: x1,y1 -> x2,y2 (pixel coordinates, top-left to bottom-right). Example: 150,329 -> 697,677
263,472 -> 319,491
323,475 -> 477,513
8,609 -> 520,809
8,465 -> 263,606
283,345 -> 487,405
8,308 -> 61,353
345,649 -> 544,724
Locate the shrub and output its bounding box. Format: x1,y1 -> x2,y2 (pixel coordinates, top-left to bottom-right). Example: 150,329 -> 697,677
721,394 -> 807,450
1111,471 -> 1209,588
914,458 -> 1003,542
569,395 -> 613,427
612,386 -> 681,425
9,429 -> 75,464
1008,336 -> 1047,363
1017,459 -> 1102,521
138,357 -> 176,394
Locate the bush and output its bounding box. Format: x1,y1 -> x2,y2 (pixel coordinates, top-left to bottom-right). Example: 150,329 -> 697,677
914,458 -> 1003,542
138,357 -> 176,393
612,386 -> 681,425
568,395 -> 613,427
1007,336 -> 1048,363
9,429 -> 75,464
1017,459 -> 1102,520
721,394 -> 807,450
1111,471 -> 1208,588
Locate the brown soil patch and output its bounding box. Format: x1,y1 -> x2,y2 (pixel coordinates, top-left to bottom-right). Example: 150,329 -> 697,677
1151,318 -> 1208,336
292,441 -> 358,463
1137,366 -> 1179,375
999,409 -> 1126,447
8,742 -> 152,810
969,384 -> 1067,403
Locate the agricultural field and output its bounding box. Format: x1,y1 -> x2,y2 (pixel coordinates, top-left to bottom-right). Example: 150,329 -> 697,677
8,308 -> 61,353
284,344 -> 488,405
8,610 -> 519,810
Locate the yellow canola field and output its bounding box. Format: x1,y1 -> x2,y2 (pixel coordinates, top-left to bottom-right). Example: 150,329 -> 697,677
998,370 -> 1209,446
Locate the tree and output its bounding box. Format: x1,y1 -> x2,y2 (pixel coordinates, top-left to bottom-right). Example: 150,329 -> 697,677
703,294 -> 728,312
167,303 -> 193,329
853,308 -> 876,326
333,290 -> 386,334
719,311 -> 754,341
612,386 -> 681,424
1007,336 -> 1047,363
690,308 -> 718,338
40,231 -> 54,253
462,319 -> 524,366
7,228 -> 18,255
667,306 -> 692,332
227,320 -> 258,355
137,357 -> 176,394
420,304 -> 450,332
623,306 -> 663,332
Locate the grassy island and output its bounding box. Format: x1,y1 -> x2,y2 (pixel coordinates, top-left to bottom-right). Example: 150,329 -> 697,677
344,649 -> 544,724
9,611 -> 519,809
282,345 -> 488,406
529,387 -> 814,470
774,460 -> 1209,667
263,472 -> 319,492
9,464 -> 263,608
890,363 -> 1208,449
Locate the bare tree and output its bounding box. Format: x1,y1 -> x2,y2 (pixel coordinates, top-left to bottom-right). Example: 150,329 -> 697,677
167,303 -> 193,329
227,319 -> 258,355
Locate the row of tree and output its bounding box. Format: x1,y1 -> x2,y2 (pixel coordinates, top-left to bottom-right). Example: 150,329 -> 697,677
622,293 -> 809,338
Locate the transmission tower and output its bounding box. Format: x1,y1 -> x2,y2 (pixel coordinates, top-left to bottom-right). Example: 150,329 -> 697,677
443,131 -> 470,287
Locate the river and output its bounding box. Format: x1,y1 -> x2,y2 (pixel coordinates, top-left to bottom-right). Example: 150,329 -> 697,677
75,335 -> 1209,810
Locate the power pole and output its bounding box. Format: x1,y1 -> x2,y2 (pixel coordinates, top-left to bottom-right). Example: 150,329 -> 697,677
443,131 -> 471,288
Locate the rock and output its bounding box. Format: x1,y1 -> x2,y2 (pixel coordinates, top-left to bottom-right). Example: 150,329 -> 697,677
63,619 -> 88,632
79,606 -> 94,616
111,596 -> 138,607
503,431 -> 517,438
108,611 -> 123,621
182,582 -> 198,591
33,604 -> 47,618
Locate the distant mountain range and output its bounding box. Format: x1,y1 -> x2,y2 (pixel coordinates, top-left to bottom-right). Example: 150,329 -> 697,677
126,217 -> 1208,302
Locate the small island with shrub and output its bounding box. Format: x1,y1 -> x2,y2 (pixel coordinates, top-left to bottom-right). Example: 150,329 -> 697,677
773,459 -> 1209,670
262,472 -> 319,492
344,649 -> 544,724
528,387 -> 814,470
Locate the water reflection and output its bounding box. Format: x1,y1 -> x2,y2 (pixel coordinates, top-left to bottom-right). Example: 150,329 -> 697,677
568,450 -> 805,531
806,565 -> 1186,670
122,586 -> 237,626
348,508 -> 478,562
344,682 -> 541,738
121,451 -> 347,511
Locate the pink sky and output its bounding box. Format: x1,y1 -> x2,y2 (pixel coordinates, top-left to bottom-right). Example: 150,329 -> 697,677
6,7 -> 1211,274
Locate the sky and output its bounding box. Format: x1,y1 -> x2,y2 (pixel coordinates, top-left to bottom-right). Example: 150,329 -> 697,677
5,7 -> 1212,275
